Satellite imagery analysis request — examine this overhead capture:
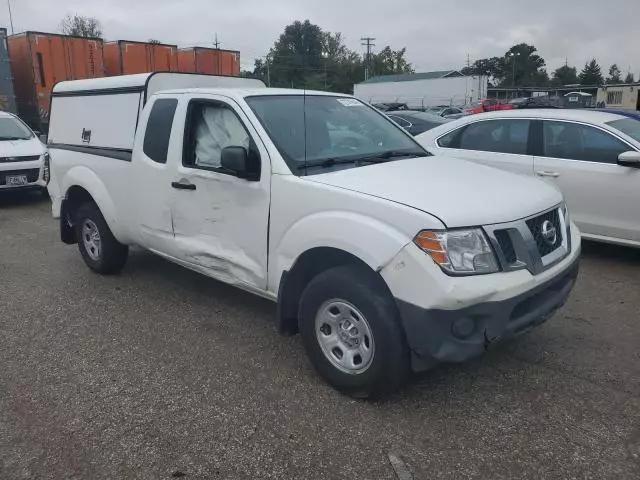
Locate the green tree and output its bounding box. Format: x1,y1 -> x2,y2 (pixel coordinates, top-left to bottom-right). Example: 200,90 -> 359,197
607,64 -> 622,84
371,46 -> 414,76
462,44 -> 547,86
252,20 -> 413,93
461,57 -> 504,85
321,32 -> 365,93
551,65 -> 578,86
624,72 -> 635,83
255,20 -> 325,89
148,39 -> 161,44
501,43 -> 547,86
60,14 -> 103,38
579,59 -> 604,85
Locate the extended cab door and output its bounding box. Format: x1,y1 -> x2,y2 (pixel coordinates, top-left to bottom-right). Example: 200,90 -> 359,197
168,94 -> 271,290
534,119 -> 640,243
434,118 -> 535,177
131,95 -> 181,255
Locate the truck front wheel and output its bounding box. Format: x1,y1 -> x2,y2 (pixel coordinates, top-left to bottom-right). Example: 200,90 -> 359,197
298,264 -> 409,398
75,202 -> 128,275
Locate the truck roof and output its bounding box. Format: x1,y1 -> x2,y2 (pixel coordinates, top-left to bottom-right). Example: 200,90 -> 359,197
154,87 -> 351,98
52,72 -> 266,97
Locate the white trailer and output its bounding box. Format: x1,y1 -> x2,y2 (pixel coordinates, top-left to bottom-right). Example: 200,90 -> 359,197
354,72 -> 488,109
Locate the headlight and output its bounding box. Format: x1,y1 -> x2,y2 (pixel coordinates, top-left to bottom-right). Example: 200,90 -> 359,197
561,202 -> 570,225
42,152 -> 50,184
414,228 -> 499,275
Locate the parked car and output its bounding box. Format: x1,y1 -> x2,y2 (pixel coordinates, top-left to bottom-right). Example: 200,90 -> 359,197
594,108 -> 640,121
47,73 -> 580,398
464,98 -> 514,115
424,106 -> 464,117
416,109 -> 640,247
372,102 -> 409,112
0,111 -> 48,193
444,112 -> 468,120
509,96 -> 562,109
386,110 -> 450,136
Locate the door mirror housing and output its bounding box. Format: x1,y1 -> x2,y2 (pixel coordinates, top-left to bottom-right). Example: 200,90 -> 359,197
220,146 -> 260,180
618,151 -> 640,167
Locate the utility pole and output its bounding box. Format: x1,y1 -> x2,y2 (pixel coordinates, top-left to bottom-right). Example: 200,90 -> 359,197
508,52 -> 520,89
7,0 -> 15,34
360,37 -> 375,81
213,33 -> 221,75
466,53 -> 470,69
265,53 -> 271,87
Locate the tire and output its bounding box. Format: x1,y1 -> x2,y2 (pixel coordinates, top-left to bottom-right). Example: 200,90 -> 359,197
75,202 -> 128,275
298,264 -> 409,398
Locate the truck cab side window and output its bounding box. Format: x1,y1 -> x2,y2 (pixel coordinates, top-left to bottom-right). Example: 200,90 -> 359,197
183,102 -> 252,170
143,98 -> 178,164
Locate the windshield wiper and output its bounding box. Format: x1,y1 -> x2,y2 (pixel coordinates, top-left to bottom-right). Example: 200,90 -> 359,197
299,149 -> 428,170
0,136 -> 28,141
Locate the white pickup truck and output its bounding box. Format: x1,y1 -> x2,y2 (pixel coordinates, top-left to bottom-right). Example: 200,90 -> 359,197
47,73 -> 581,398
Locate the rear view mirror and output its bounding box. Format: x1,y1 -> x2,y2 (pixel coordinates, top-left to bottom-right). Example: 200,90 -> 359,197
618,151 -> 640,167
220,146 -> 260,181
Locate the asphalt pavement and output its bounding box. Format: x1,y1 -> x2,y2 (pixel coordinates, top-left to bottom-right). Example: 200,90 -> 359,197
1,191 -> 639,479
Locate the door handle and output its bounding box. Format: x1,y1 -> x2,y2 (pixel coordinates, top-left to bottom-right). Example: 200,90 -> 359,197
536,171 -> 560,178
171,181 -> 196,190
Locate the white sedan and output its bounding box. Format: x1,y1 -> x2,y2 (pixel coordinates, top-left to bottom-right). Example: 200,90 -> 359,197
416,109 -> 640,247
0,111 -> 48,192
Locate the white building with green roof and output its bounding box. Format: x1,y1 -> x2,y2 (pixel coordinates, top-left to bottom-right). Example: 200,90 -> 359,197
354,70 -> 488,109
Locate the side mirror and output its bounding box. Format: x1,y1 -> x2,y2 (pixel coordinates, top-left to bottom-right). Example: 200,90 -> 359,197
618,151 -> 640,167
220,146 -> 260,180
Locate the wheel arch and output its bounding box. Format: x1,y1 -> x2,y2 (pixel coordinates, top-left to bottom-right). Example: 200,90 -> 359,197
60,166 -> 128,244
276,246 -> 396,335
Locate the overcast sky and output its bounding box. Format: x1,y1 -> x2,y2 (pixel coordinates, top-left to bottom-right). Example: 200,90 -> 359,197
4,0 -> 640,77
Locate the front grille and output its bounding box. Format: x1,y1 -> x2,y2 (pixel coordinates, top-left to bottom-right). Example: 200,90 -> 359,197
494,230 -> 517,264
526,209 -> 563,257
0,155 -> 41,163
0,168 -> 40,185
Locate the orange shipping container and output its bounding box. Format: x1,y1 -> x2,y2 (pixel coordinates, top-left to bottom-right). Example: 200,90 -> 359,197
104,41 -> 178,76
178,47 -> 240,76
8,31 -> 104,130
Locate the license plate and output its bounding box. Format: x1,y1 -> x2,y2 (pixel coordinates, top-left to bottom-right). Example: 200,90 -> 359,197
6,175 -> 28,186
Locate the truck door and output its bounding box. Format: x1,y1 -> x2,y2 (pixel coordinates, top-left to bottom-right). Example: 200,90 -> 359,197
131,95 -> 182,256
169,95 -> 271,290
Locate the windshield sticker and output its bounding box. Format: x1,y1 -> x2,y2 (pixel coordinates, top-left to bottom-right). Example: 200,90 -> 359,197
336,98 -> 363,107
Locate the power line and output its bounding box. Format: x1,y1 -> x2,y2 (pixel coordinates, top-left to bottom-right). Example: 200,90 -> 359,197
360,37 -> 375,80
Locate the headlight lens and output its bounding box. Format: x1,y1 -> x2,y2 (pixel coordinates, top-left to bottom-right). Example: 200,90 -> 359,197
414,228 -> 499,275
561,202 -> 569,225
42,152 -> 50,184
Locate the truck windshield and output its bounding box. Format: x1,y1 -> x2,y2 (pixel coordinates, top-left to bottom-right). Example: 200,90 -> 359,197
0,116 -> 34,141
245,95 -> 428,174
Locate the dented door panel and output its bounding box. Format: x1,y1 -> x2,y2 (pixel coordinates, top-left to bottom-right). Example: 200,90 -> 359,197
170,94 -> 271,290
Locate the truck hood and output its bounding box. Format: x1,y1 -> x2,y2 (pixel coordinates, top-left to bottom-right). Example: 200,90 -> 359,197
307,155 -> 563,228
0,138 -> 45,158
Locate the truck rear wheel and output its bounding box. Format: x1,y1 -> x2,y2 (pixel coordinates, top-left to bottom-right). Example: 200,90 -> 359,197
75,202 -> 128,275
298,264 -> 409,398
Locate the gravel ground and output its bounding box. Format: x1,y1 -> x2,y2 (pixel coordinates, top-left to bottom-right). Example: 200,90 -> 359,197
0,191 -> 639,480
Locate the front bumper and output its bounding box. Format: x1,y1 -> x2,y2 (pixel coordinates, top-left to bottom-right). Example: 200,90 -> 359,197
0,161 -> 46,191
395,252 -> 580,371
